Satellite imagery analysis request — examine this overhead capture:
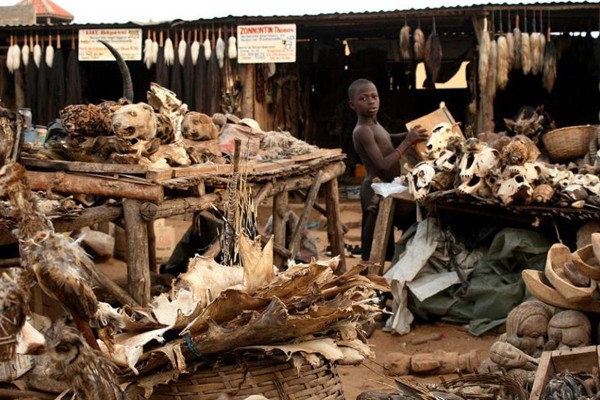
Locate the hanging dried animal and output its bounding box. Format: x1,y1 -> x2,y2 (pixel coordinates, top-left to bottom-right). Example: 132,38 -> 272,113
203,28 -> 212,61
191,30 -> 200,66
496,35 -> 510,90
216,28 -> 226,68
512,14 -> 522,70
143,32 -> 154,70
424,17 -> 442,86
33,36 -> 41,68
178,29 -> 187,66
164,35 -> 174,66
543,22 -> 557,93
478,17 -> 491,94
228,34 -> 237,59
487,39 -> 498,100
413,26 -> 425,60
45,34 -> 54,68
520,12 -> 532,75
399,19 -> 411,60
21,36 -> 29,68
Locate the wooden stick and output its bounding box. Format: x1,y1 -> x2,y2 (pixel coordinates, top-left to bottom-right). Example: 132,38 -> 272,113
289,170 -> 324,260
138,192 -> 222,221
0,388 -> 57,399
252,181 -> 273,207
123,200 -> 151,306
323,176 -> 346,274
87,261 -> 140,308
272,192 -> 288,268
25,171 -> 164,202
295,188 -> 349,233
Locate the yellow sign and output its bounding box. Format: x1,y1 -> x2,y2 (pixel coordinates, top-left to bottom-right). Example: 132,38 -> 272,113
78,29 -> 142,61
237,24 -> 296,64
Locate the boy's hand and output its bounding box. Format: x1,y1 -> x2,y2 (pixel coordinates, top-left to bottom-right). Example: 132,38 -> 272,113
406,125 -> 430,145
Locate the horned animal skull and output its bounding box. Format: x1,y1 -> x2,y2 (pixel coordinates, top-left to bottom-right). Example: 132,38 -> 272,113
408,161 -> 436,201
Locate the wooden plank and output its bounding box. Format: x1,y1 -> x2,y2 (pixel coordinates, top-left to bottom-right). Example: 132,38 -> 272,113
529,350 -> 554,400
146,168 -> 174,181
138,192 -> 222,221
25,170 -> 164,202
369,196 -> 396,275
248,160 -> 295,173
21,158 -> 148,175
290,148 -> 343,162
172,163 -> 233,177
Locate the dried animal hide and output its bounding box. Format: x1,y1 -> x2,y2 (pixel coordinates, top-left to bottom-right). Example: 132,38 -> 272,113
521,32 -> 532,75
239,234 -> 274,292
543,41 -> 557,92
190,39 -> 200,65
21,40 -> 29,68
259,130 -> 319,160
530,32 -> 545,75
424,30 -> 442,85
505,31 -> 515,69
496,36 -> 510,90
33,42 -> 41,68
228,35 -> 237,59
478,23 -> 491,94
486,40 -> 498,100
413,28 -> 425,60
399,24 -> 411,60
178,36 -> 187,66
45,42 -> 53,68
163,37 -> 174,66
203,36 -> 211,61
513,25 -> 522,70
216,36 -> 226,68
143,37 -> 153,70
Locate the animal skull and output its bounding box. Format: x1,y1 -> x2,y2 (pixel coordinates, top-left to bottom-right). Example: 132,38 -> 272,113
458,145 -> 500,181
434,149 -> 459,172
111,103 -> 157,141
408,161 -> 436,201
496,174 -> 533,206
424,123 -> 461,159
457,175 -> 492,198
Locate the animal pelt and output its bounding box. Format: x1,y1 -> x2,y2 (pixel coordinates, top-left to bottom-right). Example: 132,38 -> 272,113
513,26 -> 522,70
203,37 -> 212,61
111,103 -> 157,141
178,36 -> 187,66
154,113 -> 176,144
60,104 -> 112,137
496,36 -> 510,90
216,36 -> 226,68
505,32 -> 515,69
399,24 -> 411,60
530,32 -> 545,75
228,35 -> 237,59
413,28 -> 425,60
543,41 -> 557,93
486,40 -> 498,100
520,32 -> 532,75
45,42 -> 54,68
191,39 -> 200,65
504,105 -> 554,141
478,21 -> 491,94
21,41 -> 29,68
33,43 -> 41,68
477,131 -> 511,153
501,135 -> 541,166
424,31 -> 442,86
143,37 -> 153,70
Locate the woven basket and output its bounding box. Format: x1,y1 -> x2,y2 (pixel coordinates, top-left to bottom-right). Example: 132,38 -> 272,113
151,356 -> 345,400
541,125 -> 597,162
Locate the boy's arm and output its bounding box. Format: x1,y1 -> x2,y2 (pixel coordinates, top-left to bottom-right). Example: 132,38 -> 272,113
390,132 -> 408,146
355,126 -> 405,171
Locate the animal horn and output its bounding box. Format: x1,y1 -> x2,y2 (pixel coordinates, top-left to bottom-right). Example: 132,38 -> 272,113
98,40 -> 134,102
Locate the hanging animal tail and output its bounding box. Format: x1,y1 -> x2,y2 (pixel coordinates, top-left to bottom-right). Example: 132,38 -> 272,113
98,40 -> 134,102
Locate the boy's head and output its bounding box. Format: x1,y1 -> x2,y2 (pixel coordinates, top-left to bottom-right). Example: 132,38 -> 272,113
348,79 -> 379,117
348,78 -> 375,101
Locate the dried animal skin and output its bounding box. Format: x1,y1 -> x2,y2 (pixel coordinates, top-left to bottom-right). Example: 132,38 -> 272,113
413,28 -> 425,59
424,31 -> 442,85
399,24 -> 411,60
513,26 -> 522,70
521,32 -> 532,75
530,32 -> 543,75
543,41 -> 557,92
478,21 -> 491,93
190,40 -> 200,65
216,36 -> 226,68
496,36 -> 510,90
486,40 -> 498,100
0,269 -> 30,361
505,31 -> 515,69
143,38 -> 153,69
163,37 -> 174,66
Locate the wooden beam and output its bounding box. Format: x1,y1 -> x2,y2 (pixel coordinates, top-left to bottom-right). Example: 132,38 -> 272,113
53,205 -> 122,232
368,196 -> 396,276
138,192 -> 222,221
21,158 -> 148,175
295,188 -> 349,234
25,170 -> 164,202
123,200 -> 151,306
289,170 -> 323,261
272,191 -> 288,268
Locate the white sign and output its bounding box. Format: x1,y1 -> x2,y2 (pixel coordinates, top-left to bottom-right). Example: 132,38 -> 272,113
237,24 -> 296,64
78,29 -> 142,61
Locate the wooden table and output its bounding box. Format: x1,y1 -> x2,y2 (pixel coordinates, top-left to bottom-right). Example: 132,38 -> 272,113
14,151 -> 348,306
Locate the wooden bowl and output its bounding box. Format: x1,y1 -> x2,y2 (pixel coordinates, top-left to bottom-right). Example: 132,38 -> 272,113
572,244 -> 600,280
544,243 -> 596,304
522,270 -> 600,313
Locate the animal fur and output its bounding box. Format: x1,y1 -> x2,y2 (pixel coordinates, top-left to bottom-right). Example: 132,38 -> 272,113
424,31 -> 442,85
513,26 -> 522,70
143,38 -> 153,70
45,43 -> 54,68
21,42 -> 29,68
33,43 -> 41,68
191,40 -> 200,65
530,32 -> 542,75
478,22 -> 491,94
487,40 -> 498,100
11,44 -> 21,71
203,37 -> 211,61
399,24 -> 411,60
413,28 -> 425,60
151,40 -> 158,64
543,41 -> 557,92
520,32 -> 532,75
496,36 -> 510,90
6,44 -> 14,73
0,269 -> 30,361
163,37 -> 174,66
228,36 -> 237,59
178,36 -> 187,66
505,32 -> 515,69
216,36 -> 226,68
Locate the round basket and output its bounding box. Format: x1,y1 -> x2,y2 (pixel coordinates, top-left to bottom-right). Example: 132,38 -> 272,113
151,356 -> 345,400
541,125 -> 597,162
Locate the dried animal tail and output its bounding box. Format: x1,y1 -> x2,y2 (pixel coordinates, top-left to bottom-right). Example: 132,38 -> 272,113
98,40 -> 134,102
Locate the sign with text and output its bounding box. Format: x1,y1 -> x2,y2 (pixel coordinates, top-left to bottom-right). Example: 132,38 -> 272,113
78,29 -> 142,61
237,24 -> 296,64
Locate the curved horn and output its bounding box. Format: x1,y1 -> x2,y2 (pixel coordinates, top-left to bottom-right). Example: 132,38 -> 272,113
99,40 -> 134,102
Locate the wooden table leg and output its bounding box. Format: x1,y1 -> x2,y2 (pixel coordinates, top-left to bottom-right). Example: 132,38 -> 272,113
123,199 -> 151,306
368,196 -> 396,275
324,177 -> 346,274
272,191 -> 288,268
289,171 -> 324,260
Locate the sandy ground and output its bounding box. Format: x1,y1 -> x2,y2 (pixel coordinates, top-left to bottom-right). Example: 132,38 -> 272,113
95,198 -> 500,399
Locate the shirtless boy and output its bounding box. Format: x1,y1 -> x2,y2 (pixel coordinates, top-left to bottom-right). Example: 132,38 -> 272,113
349,78 -> 429,261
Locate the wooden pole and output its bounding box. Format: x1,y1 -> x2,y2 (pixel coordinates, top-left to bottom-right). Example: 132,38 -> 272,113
138,193 -> 222,221
323,176 -> 346,274
272,191 -> 288,268
123,199 -> 151,306
368,196 -> 396,275
295,188 -> 349,233
289,170 -> 323,261
25,170 -> 164,202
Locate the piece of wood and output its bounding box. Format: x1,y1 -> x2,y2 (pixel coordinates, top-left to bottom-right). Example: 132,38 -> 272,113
290,148 -> 343,162
21,157 -> 148,175
296,188 -> 349,234
25,170 -> 164,202
87,258 -> 140,308
0,258 -> 20,268
252,182 -> 273,207
53,205 -> 122,232
248,160 -> 295,173
0,388 -> 56,399
123,199 -> 151,306
323,176 -> 346,274
263,161 -> 346,197
147,220 -> 157,272
145,168 -> 174,181
369,196 -> 396,275
272,191 -> 288,268
289,170 -> 323,261
172,163 -> 233,177
138,192 -> 222,221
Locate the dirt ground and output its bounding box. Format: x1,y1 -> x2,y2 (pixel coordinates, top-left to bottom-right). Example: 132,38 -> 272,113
96,197 -> 501,399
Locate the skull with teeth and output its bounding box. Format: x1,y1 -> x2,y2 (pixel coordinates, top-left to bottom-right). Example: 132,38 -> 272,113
408,161 -> 436,202
496,174 -> 533,206
434,149 -> 460,172
424,122 -> 462,159
458,139 -> 500,182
